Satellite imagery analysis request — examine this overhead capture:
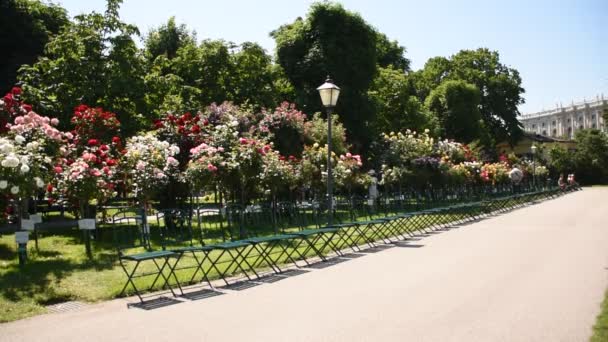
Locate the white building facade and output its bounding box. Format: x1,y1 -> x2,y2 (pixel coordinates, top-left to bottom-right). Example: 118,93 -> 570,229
520,95 -> 607,139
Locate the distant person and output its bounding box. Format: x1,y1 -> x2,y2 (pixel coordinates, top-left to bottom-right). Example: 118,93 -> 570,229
568,173 -> 580,190
558,174 -> 566,190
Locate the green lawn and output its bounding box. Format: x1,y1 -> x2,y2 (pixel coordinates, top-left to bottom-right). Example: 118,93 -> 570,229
591,289 -> 608,342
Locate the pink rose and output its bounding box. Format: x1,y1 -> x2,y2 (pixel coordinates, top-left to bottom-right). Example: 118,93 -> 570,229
50,118 -> 59,126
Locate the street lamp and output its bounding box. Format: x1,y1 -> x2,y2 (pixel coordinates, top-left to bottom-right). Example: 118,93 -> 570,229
531,144 -> 538,188
317,76 -> 340,226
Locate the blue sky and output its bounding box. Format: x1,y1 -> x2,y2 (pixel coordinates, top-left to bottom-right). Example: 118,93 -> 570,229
58,0 -> 607,114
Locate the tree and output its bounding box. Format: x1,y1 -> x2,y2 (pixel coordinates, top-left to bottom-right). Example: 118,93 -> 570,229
18,0 -> 146,136
0,0 -> 68,94
368,66 -> 435,135
272,2 -> 379,153
411,56 -> 452,101
425,80 -> 482,143
152,39 -> 279,115
572,129 -> 608,184
450,48 -> 524,144
229,42 -> 277,109
413,48 -> 525,145
144,16 -> 196,62
375,33 -> 410,72
548,145 -> 575,175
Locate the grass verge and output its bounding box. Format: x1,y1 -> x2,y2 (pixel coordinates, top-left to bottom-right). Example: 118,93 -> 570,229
591,289 -> 608,342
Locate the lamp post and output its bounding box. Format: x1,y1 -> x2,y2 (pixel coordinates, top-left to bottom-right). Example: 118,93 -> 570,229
317,76 -> 340,226
531,144 -> 537,188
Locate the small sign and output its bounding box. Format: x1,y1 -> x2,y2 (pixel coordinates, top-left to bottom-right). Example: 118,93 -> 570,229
30,214 -> 42,224
15,231 -> 29,244
367,199 -> 374,206
385,198 -> 390,205
78,219 -> 96,230
21,219 -> 34,231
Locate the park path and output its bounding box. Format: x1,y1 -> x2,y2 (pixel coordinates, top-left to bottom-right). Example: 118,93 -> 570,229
1,188 -> 607,342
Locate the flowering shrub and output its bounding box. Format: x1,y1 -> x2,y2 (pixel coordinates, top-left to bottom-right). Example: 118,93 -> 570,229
258,102 -> 307,157
51,105 -> 122,214
0,137 -> 49,197
0,87 -> 31,135
71,105 -> 120,144
436,139 -> 466,164
380,129 -> 434,187
447,163 -> 474,185
335,152 -> 370,193
480,162 -> 510,184
299,143 -> 368,195
154,111 -> 206,164
186,134 -> 278,201
122,134 -> 180,199
258,149 -> 298,194
0,88 -> 64,199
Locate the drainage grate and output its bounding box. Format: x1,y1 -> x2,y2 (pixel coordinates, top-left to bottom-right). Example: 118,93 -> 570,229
46,301 -> 88,313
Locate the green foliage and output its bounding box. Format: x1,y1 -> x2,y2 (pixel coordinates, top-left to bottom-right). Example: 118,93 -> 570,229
145,39 -> 280,117
0,0 -> 69,94
572,129 -> 608,184
304,113 -> 348,155
144,16 -> 196,61
548,130 -> 608,184
375,33 -> 410,72
18,0 -> 146,136
411,56 -> 452,100
414,48 -> 525,145
272,1 -> 379,153
425,80 -> 482,143
369,66 -> 436,136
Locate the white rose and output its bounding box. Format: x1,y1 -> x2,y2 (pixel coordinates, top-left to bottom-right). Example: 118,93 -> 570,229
0,180 -> 7,189
10,185 -> 19,194
2,154 -> 20,168
15,135 -> 25,144
20,164 -> 30,173
35,177 -> 45,188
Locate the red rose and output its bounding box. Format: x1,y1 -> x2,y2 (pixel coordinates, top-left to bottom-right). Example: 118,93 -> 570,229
279,156 -> 286,161
11,87 -> 21,95
88,139 -> 99,146
21,104 -> 32,112
106,159 -> 117,166
182,112 -> 192,121
112,136 -> 121,144
203,119 -> 209,126
191,124 -> 201,134
99,144 -> 109,152
54,166 -> 63,173
75,104 -> 88,113
153,119 -> 164,129
46,184 -> 53,192
239,138 -> 248,145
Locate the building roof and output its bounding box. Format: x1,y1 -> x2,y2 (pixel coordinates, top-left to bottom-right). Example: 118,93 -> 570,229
522,132 -> 573,143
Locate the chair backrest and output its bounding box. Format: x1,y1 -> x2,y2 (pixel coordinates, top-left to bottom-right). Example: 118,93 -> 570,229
196,206 -> 227,242
109,206 -> 158,255
157,208 -> 194,250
